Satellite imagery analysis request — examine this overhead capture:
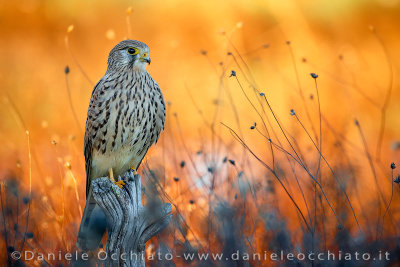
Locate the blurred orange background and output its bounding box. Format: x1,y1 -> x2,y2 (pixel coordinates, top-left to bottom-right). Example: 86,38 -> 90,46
0,0 -> 399,265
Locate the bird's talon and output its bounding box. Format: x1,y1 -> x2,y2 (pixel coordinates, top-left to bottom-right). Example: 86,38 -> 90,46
115,180 -> 125,188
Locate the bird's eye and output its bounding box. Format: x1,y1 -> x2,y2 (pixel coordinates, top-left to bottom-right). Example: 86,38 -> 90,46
127,47 -> 139,55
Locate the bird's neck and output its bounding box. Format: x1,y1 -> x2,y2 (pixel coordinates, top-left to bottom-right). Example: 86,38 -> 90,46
104,68 -> 150,86
106,67 -> 148,77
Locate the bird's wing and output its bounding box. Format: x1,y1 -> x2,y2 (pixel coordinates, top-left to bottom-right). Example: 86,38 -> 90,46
84,80 -> 103,198
134,78 -> 166,170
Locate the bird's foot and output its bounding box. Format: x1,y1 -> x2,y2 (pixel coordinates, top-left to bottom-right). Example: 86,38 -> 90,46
114,180 -> 125,189
108,168 -> 125,188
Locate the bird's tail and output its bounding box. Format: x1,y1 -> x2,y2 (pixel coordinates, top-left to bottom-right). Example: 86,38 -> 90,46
76,192 -> 107,251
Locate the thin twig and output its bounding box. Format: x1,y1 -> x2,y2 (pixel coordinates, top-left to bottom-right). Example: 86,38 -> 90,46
0,183 -> 10,263
294,113 -> 362,232
65,68 -> 83,136
382,168 -> 395,237
65,35 -> 94,86
370,27 -> 394,161
20,131 -> 32,252
221,123 -> 312,233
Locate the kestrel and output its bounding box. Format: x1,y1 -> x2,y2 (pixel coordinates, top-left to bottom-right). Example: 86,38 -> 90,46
76,40 -> 166,250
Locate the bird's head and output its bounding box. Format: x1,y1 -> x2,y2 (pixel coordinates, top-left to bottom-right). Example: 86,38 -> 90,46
107,40 -> 151,71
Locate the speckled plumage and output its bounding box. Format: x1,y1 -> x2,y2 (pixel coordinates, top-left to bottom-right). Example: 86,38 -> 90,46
84,63 -> 165,192
77,40 -> 165,251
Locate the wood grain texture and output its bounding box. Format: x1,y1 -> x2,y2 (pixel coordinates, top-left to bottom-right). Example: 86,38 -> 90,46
91,170 -> 172,267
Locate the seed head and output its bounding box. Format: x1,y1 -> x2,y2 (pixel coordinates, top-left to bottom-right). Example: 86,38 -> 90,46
65,66 -> 70,74
23,197 -> 30,204
310,73 -> 318,79
126,6 -> 133,15
64,162 -> 72,170
26,232 -> 34,239
390,162 -> 396,169
67,25 -> 74,33
368,25 -> 375,32
230,70 -> 236,77
105,29 -> 115,40
290,109 -> 295,116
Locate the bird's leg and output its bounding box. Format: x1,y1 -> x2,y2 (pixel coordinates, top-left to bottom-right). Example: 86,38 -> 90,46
108,168 -> 115,182
109,168 -> 125,189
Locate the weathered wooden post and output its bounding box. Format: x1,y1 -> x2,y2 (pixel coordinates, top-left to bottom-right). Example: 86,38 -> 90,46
90,170 -> 172,266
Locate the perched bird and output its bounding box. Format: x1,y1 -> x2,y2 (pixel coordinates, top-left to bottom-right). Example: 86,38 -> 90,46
76,40 -> 166,251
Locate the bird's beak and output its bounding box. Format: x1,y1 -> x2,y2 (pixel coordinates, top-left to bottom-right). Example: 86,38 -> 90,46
140,53 -> 151,65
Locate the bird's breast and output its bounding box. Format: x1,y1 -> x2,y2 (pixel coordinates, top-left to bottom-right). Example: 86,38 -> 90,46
89,71 -> 165,179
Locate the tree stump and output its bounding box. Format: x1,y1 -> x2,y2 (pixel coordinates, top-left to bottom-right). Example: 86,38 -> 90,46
90,170 -> 172,267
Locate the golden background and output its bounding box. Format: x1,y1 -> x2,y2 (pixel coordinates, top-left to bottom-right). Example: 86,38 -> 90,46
0,0 -> 399,265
